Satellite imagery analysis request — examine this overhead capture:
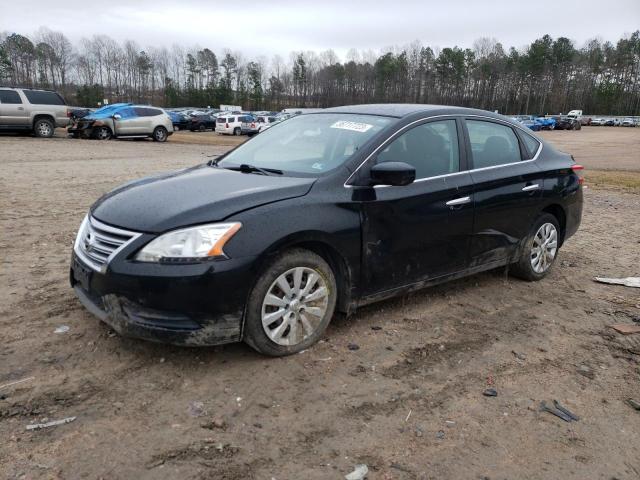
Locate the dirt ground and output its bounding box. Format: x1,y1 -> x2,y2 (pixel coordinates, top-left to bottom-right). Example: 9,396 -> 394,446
1,126 -> 639,480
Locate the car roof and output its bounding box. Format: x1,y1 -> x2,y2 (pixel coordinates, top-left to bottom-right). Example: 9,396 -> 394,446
322,103 -> 508,120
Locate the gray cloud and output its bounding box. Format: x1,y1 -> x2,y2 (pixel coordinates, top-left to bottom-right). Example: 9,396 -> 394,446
2,0 -> 638,58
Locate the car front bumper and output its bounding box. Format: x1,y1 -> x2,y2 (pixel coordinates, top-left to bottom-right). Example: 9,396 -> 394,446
70,252 -> 258,346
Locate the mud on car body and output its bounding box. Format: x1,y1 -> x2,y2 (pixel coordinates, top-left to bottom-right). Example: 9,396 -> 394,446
71,104 -> 583,356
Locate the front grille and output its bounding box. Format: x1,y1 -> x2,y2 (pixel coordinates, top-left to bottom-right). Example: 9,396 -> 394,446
74,216 -> 140,272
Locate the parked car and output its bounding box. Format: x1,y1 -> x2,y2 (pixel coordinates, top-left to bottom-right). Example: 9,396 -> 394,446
521,119 -> 542,131
68,103 -> 173,141
590,117 -> 606,126
534,116 -> 556,130
551,116 -> 581,130
604,118 -> 621,126
241,115 -> 277,136
0,87 -> 70,137
622,117 -> 637,127
70,104 -> 583,356
216,114 -> 252,135
580,117 -> 592,126
168,111 -> 190,131
189,114 -> 217,132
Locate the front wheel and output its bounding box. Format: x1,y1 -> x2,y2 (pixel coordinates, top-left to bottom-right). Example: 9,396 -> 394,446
244,249 -> 337,356
510,213 -> 560,281
153,126 -> 168,142
93,126 -> 112,140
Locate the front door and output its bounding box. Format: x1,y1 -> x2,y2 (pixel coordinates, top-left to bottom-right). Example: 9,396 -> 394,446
360,118 -> 475,295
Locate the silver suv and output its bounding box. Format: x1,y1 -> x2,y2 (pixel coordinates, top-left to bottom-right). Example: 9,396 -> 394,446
68,104 -> 174,142
0,87 -> 70,137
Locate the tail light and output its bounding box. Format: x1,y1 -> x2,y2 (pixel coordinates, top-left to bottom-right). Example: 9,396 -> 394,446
251,123 -> 255,128
225,123 -> 229,128
66,109 -> 71,117
572,164 -> 584,185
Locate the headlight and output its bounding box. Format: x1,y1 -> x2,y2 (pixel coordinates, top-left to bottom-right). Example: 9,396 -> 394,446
135,222 -> 241,263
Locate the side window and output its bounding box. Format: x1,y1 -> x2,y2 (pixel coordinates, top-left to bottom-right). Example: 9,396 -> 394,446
377,119 -> 460,179
22,90 -> 65,105
466,120 -> 522,168
521,133 -> 541,159
0,90 -> 23,104
117,107 -> 136,119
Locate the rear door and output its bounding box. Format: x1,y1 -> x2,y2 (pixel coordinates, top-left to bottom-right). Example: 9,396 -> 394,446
0,90 -> 30,127
463,118 -> 544,267
361,118 -> 475,293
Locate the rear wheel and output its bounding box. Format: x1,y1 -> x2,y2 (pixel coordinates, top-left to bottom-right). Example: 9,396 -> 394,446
510,213 -> 560,281
93,126 -> 112,140
244,249 -> 337,356
199,124 -> 206,132
34,118 -> 55,138
233,127 -> 241,136
153,126 -> 168,142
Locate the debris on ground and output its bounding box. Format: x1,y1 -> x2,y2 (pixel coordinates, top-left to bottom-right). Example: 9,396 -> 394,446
371,326 -> 382,331
201,416 -> 226,430
609,324 -> 640,335
627,399 -> 640,411
344,463 -> 368,480
577,364 -> 595,379
187,401 -> 206,417
539,401 -> 578,422
483,388 -> 498,397
512,350 -> 527,360
436,430 -> 445,439
26,416 -> 76,431
0,376 -> 35,390
553,400 -> 580,421
594,276 -> 640,288
348,343 -> 360,351
54,325 -> 70,334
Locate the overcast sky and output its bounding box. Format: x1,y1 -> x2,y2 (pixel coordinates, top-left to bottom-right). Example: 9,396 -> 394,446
2,0 -> 639,59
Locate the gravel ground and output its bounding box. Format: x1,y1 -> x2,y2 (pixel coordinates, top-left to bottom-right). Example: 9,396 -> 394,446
1,127 -> 639,480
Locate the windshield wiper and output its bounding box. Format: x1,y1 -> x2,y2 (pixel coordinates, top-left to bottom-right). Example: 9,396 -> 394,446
224,164 -> 283,176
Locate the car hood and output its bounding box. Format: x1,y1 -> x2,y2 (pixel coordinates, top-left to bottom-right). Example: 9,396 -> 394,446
91,164 -> 315,233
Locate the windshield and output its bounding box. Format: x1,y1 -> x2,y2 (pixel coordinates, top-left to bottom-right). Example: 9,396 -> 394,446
218,113 -> 392,175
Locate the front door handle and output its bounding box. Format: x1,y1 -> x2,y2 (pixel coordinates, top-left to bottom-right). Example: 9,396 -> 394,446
522,184 -> 540,192
17,107 -> 24,110
446,196 -> 471,207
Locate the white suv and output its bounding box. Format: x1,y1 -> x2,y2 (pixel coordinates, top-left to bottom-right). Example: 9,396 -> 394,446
216,115 -> 252,135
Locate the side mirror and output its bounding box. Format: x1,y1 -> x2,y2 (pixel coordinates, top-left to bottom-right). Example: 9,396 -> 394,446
113,114 -> 121,120
370,162 -> 416,186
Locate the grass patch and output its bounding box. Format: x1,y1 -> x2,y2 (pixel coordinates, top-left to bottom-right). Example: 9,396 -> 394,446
584,170 -> 640,193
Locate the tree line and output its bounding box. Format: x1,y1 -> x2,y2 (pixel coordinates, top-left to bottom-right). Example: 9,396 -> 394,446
1,27 -> 639,115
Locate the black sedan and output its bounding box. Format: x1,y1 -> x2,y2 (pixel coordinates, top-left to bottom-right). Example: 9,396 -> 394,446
189,114 -> 216,132
70,104 -> 583,356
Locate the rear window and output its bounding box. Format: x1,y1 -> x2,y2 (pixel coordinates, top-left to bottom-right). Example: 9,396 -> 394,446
134,107 -> 163,117
23,90 -> 65,105
0,90 -> 22,104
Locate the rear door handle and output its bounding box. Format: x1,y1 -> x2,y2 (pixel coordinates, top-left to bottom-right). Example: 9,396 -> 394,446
522,184 -> 540,192
17,107 -> 24,110
446,196 -> 471,207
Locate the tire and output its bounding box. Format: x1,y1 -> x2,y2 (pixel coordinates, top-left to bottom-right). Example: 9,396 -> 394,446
93,126 -> 112,140
233,127 -> 241,136
243,249 -> 338,356
199,124 -> 206,132
510,213 -> 561,281
153,126 -> 168,142
34,118 -> 54,138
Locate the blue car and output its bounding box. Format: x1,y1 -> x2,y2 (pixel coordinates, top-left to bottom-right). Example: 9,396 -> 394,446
534,117 -> 556,130
521,119 -> 542,131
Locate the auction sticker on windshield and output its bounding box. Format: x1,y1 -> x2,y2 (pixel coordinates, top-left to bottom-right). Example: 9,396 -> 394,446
330,121 -> 373,133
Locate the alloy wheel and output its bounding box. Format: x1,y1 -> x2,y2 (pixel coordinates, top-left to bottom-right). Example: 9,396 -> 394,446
530,222 -> 558,273
37,122 -> 52,137
261,267 -> 329,346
